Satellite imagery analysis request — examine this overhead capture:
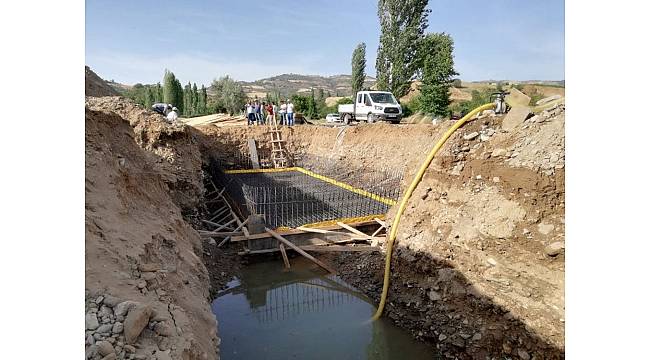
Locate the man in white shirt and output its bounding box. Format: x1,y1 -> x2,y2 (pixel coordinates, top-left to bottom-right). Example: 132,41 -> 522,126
286,100 -> 295,126
246,102 -> 254,125
166,107 -> 179,123
279,101 -> 287,125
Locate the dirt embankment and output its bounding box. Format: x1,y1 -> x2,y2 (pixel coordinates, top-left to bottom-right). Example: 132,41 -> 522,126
195,106 -> 565,359
86,97 -> 205,214
85,99 -> 220,360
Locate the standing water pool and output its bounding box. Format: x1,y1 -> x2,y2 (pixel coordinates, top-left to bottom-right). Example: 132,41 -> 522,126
212,257 -> 437,359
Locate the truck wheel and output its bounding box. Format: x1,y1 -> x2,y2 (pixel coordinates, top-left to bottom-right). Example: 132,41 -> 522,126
343,114 -> 351,125
368,113 -> 376,123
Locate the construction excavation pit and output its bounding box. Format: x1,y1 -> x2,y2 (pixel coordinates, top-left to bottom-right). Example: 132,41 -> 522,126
85,96 -> 566,360
201,155 -> 402,255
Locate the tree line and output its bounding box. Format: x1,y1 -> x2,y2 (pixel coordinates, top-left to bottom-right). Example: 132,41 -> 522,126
350,0 -> 458,117
125,70 -> 209,117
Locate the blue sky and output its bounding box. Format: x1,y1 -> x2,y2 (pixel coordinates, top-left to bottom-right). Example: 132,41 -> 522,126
86,0 -> 564,86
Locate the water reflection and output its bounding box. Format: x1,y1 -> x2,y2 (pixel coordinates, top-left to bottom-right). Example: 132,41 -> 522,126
212,258 -> 436,360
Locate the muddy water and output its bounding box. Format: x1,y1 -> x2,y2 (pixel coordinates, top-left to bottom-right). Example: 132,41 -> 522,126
212,257 -> 437,360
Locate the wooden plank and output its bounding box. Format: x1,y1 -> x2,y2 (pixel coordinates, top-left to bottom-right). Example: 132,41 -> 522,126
265,228 -> 336,274
296,226 -> 350,236
238,243 -> 380,255
248,138 -> 260,169
373,217 -> 387,227
217,236 -> 230,247
300,245 -> 379,252
371,223 -> 386,238
336,222 -> 370,237
231,219 -> 379,242
201,219 -> 234,230
231,218 -> 249,233
209,206 -> 229,220
214,218 -> 237,232
199,231 -> 243,237
211,212 -> 234,227
278,242 -> 291,268
295,227 -> 377,241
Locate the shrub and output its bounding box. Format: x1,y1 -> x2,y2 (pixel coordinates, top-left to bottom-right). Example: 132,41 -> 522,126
449,88 -> 493,116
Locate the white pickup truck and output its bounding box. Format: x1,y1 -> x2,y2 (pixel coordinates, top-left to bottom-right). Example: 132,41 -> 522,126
338,91 -> 403,124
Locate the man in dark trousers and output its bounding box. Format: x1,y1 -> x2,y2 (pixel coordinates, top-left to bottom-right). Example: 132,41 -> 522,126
152,103 -> 172,116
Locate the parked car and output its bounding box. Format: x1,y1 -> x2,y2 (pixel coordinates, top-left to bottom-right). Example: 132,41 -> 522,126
325,113 -> 341,122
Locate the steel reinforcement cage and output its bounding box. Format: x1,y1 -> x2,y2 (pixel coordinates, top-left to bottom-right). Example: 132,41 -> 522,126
208,156 -> 403,229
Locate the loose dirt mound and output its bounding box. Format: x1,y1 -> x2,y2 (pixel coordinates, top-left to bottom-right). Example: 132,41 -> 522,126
86,66 -> 120,97
85,96 -> 204,212
85,107 -> 219,359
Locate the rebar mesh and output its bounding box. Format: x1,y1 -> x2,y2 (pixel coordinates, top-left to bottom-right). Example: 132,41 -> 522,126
208,158 -> 403,229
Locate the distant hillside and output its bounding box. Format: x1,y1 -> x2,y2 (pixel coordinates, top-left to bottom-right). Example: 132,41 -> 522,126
106,80 -> 131,94
85,66 -> 120,97
237,73 -> 376,99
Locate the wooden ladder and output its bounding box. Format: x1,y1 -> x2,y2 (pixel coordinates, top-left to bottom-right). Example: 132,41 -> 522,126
269,122 -> 288,168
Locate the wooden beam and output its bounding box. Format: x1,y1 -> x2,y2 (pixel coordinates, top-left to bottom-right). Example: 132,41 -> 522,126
371,224 -> 386,238
217,236 -> 231,247
231,218 -> 249,233
373,217 -> 387,227
299,245 -> 379,252
199,231 -> 243,238
209,206 -> 230,221
213,218 -> 237,232
278,242 -> 291,268
336,222 -> 370,237
211,211 -> 234,226
296,226 -> 375,240
265,228 -> 335,274
201,219 -> 234,230
231,219 -> 379,242
238,242 -> 381,255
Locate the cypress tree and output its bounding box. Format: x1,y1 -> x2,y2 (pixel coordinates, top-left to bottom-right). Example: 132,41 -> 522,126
351,42 -> 366,95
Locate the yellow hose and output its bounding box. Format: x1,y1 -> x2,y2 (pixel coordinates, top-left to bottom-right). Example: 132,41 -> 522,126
371,103 -> 496,320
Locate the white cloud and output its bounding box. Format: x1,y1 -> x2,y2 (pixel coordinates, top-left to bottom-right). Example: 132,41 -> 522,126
86,51 -> 319,85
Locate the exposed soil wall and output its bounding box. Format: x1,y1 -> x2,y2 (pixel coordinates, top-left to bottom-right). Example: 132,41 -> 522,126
86,97 -> 205,214
85,100 -> 219,360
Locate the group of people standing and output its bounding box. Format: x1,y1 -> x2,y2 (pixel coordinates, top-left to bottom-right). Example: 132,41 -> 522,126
245,99 -> 295,127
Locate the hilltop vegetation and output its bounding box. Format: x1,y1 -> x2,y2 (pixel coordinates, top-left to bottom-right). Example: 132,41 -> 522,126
237,73 -> 376,99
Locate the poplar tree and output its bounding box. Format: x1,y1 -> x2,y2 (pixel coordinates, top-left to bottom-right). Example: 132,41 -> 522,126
418,33 -> 458,116
351,42 -> 366,95
183,82 -> 191,115
163,70 -> 176,105
192,83 -> 199,115
155,83 -> 163,103
201,85 -> 208,114
163,70 -> 184,113
375,0 -> 430,98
